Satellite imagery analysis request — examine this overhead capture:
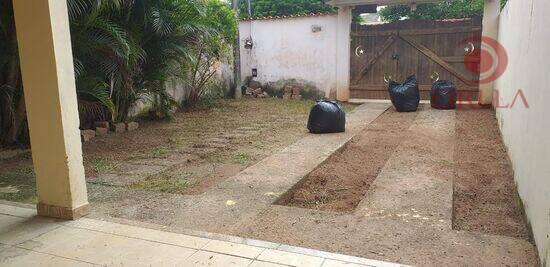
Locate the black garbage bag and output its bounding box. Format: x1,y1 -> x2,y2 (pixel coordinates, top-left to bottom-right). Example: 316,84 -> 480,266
388,75 -> 420,112
307,100 -> 346,134
430,80 -> 457,110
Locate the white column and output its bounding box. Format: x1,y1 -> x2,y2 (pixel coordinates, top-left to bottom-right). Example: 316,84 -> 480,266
13,0 -> 89,219
479,0 -> 501,105
335,6 -> 353,102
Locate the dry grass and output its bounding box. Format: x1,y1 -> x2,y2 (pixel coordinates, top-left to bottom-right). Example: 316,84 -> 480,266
0,98 -> 357,200
0,166 -> 37,203
132,173 -> 190,194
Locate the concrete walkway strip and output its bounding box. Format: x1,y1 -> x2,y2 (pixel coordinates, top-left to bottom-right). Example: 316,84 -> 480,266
0,203 -> 405,267
160,103 -> 391,233
356,106 -> 455,227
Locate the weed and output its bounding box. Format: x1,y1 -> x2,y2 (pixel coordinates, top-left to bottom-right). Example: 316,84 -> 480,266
88,158 -> 120,174
132,173 -> 190,194
233,153 -> 254,164
150,146 -> 171,158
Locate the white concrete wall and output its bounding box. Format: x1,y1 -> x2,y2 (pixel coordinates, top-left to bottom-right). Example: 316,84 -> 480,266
239,15 -> 339,97
495,0 -> 550,264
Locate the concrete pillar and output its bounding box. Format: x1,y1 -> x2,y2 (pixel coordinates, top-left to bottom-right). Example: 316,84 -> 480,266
13,0 -> 89,219
335,6 -> 353,102
479,0 -> 501,105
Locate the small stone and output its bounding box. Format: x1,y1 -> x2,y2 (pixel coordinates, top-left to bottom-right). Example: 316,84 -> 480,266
292,94 -> 303,100
258,92 -> 268,98
110,122 -> 126,133
126,122 -> 139,131
251,88 -> 262,97
95,127 -> 108,136
282,93 -> 292,100
0,186 -> 19,194
283,85 -> 293,93
94,121 -> 109,129
248,80 -> 261,89
80,130 -> 96,142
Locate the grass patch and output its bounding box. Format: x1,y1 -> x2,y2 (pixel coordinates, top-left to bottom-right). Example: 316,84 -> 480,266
131,173 -> 190,194
150,146 -> 171,158
87,158 -> 120,174
0,166 -> 37,203
233,152 -> 254,164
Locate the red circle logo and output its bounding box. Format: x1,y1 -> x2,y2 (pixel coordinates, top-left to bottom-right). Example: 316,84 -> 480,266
462,35 -> 508,84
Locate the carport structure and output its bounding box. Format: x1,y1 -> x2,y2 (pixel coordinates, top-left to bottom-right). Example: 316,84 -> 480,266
4,1 -> 548,266
1,1 -> 545,266
328,0 -> 501,105
12,0 -> 499,219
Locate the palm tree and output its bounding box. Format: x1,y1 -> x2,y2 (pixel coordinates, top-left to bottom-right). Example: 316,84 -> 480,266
1,0 -> 232,146
0,0 -> 25,146
70,0 -> 210,122
68,0 -> 129,124
110,0 -> 208,121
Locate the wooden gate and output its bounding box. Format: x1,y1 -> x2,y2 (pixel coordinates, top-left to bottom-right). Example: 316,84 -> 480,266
350,18 -> 482,100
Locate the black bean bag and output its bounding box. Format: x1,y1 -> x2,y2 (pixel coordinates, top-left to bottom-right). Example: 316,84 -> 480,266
388,75 -> 420,112
307,100 -> 346,134
430,80 -> 457,110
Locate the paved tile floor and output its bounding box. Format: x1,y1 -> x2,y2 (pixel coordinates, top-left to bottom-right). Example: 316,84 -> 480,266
0,203 -> 403,267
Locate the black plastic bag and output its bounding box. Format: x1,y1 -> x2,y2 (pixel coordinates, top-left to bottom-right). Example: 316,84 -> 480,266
307,100 -> 346,134
388,75 -> 420,112
430,80 -> 457,110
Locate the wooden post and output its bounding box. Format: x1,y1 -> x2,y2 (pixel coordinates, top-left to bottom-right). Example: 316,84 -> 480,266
232,0 -> 242,99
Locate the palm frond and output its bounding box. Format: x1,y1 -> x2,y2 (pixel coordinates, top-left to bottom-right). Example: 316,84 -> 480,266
76,79 -> 117,120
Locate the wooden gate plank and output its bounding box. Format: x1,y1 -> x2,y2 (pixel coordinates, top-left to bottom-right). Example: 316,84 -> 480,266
352,35 -> 395,85
399,34 -> 476,86
350,18 -> 481,100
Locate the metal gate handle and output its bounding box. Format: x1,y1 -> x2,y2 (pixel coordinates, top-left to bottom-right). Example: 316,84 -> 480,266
430,71 -> 440,82
383,73 -> 394,84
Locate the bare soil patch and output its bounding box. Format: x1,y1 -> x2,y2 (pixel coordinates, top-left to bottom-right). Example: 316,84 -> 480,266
453,107 -> 530,240
236,106 -> 538,266
277,109 -> 417,212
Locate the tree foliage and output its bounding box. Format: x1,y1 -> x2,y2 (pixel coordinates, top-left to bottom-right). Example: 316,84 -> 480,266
0,0 -> 236,147
379,0 -> 507,22
237,1 -> 365,23
182,0 -> 235,106
238,0 -> 335,18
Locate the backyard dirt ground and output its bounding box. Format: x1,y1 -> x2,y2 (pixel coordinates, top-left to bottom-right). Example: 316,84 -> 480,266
0,98 -> 354,202
278,106 -> 530,238
453,107 -> 530,239
0,100 -> 540,266
234,105 -> 538,266
277,110 -> 417,212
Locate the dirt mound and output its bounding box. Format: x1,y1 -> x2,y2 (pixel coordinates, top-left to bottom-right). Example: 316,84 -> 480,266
278,108 -> 417,212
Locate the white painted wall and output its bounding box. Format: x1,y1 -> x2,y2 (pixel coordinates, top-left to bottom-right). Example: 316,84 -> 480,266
478,0 -> 501,105
239,15 -> 339,97
495,0 -> 550,264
